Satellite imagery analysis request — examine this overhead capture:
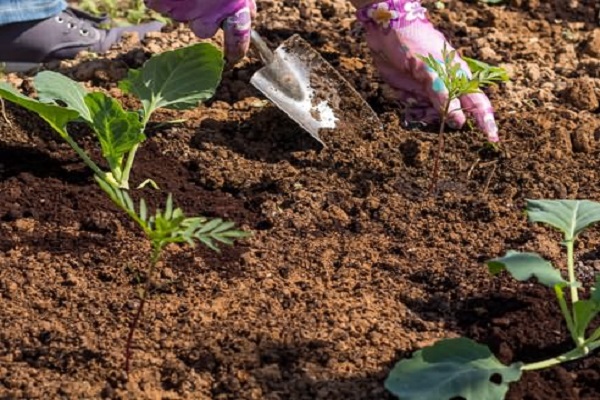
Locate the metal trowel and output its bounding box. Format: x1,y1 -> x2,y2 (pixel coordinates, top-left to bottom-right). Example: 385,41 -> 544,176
249,30 -> 381,147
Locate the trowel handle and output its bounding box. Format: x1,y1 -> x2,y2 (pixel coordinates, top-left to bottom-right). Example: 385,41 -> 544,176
250,30 -> 275,64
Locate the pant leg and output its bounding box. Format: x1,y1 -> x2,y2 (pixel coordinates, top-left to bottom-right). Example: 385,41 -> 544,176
0,0 -> 66,25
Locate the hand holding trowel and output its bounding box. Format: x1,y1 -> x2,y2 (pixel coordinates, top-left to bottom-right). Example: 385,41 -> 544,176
249,30 -> 381,147
145,0 -> 381,146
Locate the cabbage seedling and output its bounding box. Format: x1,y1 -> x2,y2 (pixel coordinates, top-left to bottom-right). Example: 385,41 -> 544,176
0,42 -> 224,190
419,46 -> 508,194
385,199 -> 600,400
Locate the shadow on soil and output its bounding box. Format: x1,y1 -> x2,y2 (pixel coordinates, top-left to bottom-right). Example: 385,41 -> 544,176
192,109 -> 322,163
178,338 -> 396,399
19,345 -> 105,374
0,142 -> 91,185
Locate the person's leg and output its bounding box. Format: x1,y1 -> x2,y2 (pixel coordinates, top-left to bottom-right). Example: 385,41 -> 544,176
0,3 -> 164,73
0,0 -> 66,26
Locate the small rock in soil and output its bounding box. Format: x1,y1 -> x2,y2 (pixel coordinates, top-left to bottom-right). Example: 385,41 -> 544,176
584,29 -> 600,57
562,77 -> 599,111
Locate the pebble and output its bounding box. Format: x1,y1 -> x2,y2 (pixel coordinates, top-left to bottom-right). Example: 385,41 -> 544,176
525,63 -> 541,81
562,77 -> 599,111
584,29 -> 600,57
161,267 -> 175,280
478,46 -> 500,63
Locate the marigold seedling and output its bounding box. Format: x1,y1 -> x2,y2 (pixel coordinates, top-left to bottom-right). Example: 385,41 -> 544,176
385,199 -> 600,400
97,178 -> 250,373
418,45 -> 508,194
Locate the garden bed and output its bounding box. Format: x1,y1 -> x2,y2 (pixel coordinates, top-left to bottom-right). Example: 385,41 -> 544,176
1,0 -> 599,398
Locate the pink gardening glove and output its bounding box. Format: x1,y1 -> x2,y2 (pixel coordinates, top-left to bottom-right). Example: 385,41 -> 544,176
145,0 -> 256,63
356,0 -> 499,142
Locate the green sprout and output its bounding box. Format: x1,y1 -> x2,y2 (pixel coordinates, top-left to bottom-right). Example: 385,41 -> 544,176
418,45 -> 508,194
97,179 -> 249,374
385,199 -> 600,400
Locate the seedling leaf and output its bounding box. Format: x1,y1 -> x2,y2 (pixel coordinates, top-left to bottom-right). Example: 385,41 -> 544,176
526,200 -> 600,242
84,92 -> 145,169
571,276 -> 600,338
198,218 -> 224,234
486,250 -> 568,288
119,42 -> 224,117
164,194 -> 174,220
137,178 -> 160,190
463,57 -> 510,82
96,178 -> 249,251
140,199 -> 148,222
573,300 -> 600,339
385,337 -> 522,400
0,82 -> 79,139
34,71 -> 91,121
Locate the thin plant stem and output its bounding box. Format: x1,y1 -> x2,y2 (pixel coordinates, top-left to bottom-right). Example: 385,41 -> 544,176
0,98 -> 11,127
565,239 -> 584,346
566,240 -> 579,303
428,99 -> 451,195
120,106 -> 154,188
482,163 -> 497,194
119,143 -> 139,189
554,285 -> 578,345
124,244 -> 162,376
521,340 -> 600,371
62,135 -> 109,182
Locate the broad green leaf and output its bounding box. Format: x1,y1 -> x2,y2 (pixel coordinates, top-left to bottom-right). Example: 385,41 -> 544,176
486,250 -> 567,288
573,300 -> 600,338
34,71 -> 91,121
0,82 -> 79,138
119,69 -> 146,100
526,199 -> 600,241
385,338 -> 522,400
119,42 -> 224,116
84,92 -> 145,166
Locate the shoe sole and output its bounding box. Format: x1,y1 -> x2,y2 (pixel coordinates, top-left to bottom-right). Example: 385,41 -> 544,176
0,62 -> 42,74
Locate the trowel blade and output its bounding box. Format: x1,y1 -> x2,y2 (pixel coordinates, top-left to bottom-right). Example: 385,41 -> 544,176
250,34 -> 381,147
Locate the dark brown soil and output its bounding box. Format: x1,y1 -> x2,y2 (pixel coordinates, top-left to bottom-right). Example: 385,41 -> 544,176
1,0 -> 600,399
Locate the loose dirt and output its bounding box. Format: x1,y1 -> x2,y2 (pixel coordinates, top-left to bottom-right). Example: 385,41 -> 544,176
1,0 -> 600,398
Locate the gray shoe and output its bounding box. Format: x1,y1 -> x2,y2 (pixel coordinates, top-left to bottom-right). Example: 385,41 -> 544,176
0,8 -> 164,73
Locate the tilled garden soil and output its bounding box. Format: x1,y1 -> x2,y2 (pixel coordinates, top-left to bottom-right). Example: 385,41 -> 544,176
1,0 -> 600,398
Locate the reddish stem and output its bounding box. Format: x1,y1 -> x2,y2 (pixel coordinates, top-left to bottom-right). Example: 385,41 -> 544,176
124,288 -> 148,375
124,246 -> 161,376
428,100 -> 451,195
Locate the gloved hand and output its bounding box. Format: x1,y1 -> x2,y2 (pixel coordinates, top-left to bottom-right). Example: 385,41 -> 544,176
145,0 -> 256,63
356,0 -> 499,142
